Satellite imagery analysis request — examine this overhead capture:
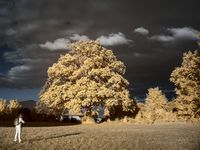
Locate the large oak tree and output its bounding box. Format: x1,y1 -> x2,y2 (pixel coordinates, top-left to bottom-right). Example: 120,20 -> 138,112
36,40 -> 137,120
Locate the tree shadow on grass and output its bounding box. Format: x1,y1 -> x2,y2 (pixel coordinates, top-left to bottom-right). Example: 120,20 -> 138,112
0,121 -> 81,127
25,122 -> 81,127
27,132 -> 81,142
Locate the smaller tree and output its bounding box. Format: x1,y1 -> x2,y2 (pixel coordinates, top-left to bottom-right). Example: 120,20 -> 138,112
7,100 -> 22,118
170,50 -> 200,119
145,87 -> 168,109
136,87 -> 176,123
144,87 -> 168,122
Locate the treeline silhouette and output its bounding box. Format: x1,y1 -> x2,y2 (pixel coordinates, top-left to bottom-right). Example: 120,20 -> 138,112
0,99 -> 58,122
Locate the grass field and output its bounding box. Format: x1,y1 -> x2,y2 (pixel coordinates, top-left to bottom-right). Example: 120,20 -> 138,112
0,122 -> 200,150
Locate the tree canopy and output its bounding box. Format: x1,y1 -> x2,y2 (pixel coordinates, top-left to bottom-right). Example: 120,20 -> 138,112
170,49 -> 200,119
36,40 -> 137,120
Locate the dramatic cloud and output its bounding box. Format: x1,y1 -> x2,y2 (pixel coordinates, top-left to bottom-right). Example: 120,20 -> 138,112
97,32 -> 132,46
0,64 -> 37,88
149,27 -> 200,42
8,65 -> 30,78
133,27 -> 149,35
40,38 -> 70,50
0,43 -> 65,88
1,65 -> 32,87
0,0 -> 199,100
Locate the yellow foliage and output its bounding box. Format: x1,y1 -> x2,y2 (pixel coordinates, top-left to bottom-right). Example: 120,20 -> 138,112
7,99 -> 22,114
37,40 -> 137,119
145,87 -> 167,109
0,99 -> 6,114
135,87 -> 177,123
170,50 -> 200,119
0,99 -> 21,118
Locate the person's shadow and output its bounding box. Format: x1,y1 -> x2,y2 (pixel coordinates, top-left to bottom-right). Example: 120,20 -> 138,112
27,132 -> 81,142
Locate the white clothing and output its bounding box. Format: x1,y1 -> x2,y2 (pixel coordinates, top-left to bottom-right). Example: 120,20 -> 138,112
14,117 -> 25,143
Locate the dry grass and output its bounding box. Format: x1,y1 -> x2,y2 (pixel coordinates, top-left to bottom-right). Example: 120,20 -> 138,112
0,122 -> 200,150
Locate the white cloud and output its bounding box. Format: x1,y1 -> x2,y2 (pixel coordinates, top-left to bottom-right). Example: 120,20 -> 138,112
69,34 -> 90,41
168,27 -> 200,41
40,34 -> 90,50
149,27 -> 200,42
40,38 -> 71,50
40,32 -> 132,50
149,35 -> 174,42
133,27 -> 149,35
97,32 -> 132,46
8,65 -> 30,80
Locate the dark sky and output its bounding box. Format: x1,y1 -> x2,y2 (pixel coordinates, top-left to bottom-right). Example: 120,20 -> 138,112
0,0 -> 199,101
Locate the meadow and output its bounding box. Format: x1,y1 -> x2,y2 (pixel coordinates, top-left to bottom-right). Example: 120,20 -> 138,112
0,122 -> 200,150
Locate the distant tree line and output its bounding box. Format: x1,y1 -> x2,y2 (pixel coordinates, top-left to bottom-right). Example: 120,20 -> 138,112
0,99 -> 21,120
0,99 -> 57,122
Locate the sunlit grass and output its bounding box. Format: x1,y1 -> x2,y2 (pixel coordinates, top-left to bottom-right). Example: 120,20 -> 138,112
0,122 -> 199,150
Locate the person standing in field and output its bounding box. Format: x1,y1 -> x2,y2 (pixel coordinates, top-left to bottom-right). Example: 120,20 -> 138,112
14,114 -> 25,143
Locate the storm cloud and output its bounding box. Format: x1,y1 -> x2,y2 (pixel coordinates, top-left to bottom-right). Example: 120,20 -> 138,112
0,0 -> 199,100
